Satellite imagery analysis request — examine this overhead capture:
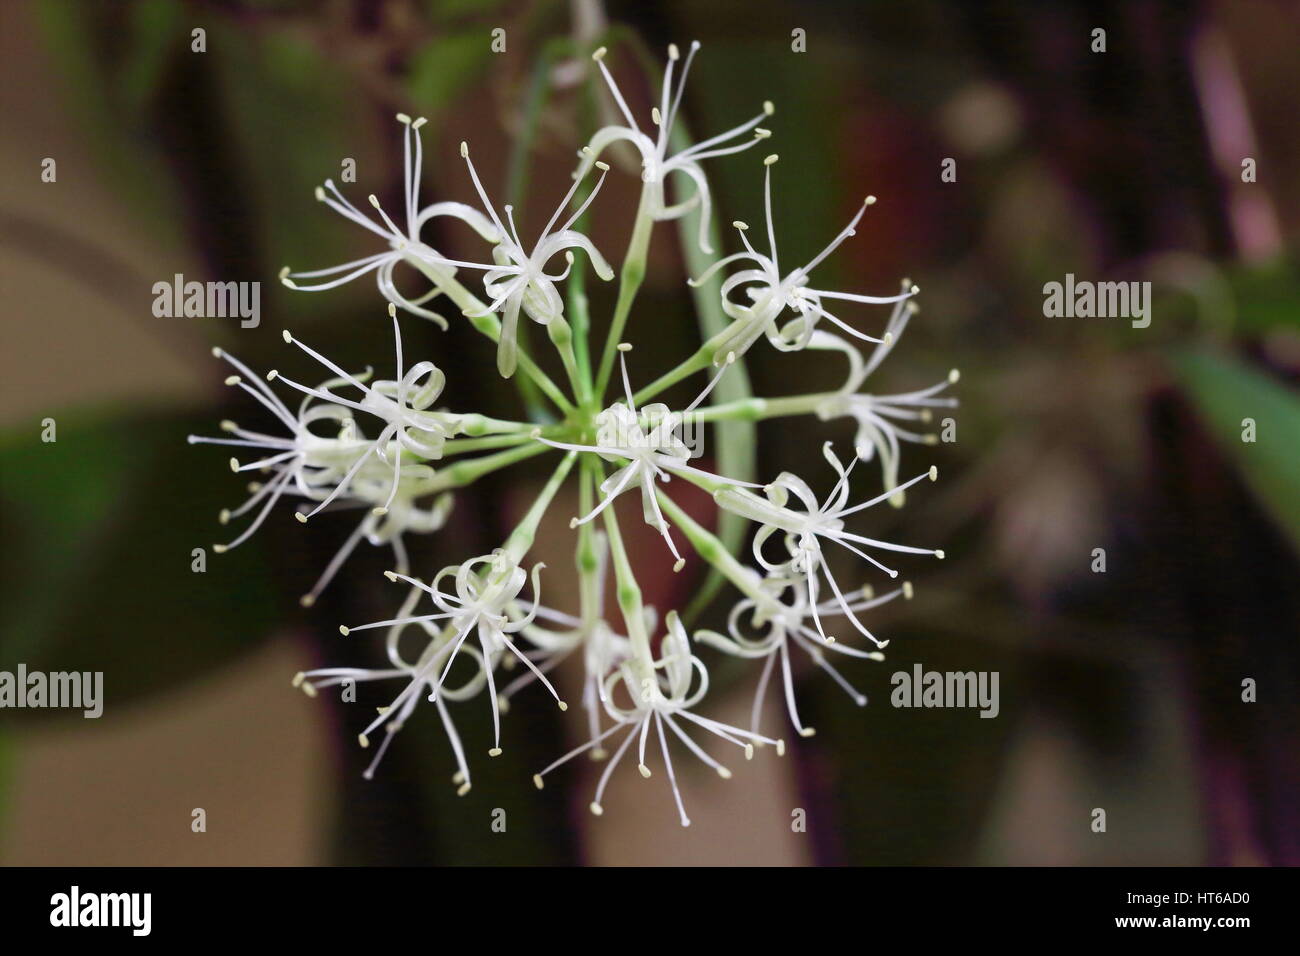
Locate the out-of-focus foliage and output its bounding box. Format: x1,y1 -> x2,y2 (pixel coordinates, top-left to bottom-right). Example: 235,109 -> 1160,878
3,0 -> 1297,864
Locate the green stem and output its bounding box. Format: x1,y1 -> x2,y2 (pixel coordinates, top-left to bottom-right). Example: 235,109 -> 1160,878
568,262 -> 594,408
428,441 -> 551,494
655,489 -> 767,606
504,450 -> 577,562
546,316 -> 587,405
576,456 -> 601,628
682,391 -> 834,425
441,432 -> 539,455
631,341 -> 714,406
599,478 -> 653,666
455,413 -> 536,436
594,185 -> 655,400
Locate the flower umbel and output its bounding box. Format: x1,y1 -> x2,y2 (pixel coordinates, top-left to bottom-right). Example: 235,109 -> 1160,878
195,38 -> 960,827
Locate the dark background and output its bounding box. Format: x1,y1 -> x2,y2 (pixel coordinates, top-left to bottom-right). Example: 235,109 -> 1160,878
1,0 -> 1296,865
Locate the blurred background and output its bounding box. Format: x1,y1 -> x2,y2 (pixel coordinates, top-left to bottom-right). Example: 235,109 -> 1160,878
1,0 -> 1297,866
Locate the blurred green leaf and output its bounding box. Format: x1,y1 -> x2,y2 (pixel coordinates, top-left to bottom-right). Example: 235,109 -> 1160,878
1172,350 -> 1300,550
0,410 -> 284,715
211,24 -> 360,314
1229,258 -> 1300,335
408,31 -> 495,121
34,0 -> 187,244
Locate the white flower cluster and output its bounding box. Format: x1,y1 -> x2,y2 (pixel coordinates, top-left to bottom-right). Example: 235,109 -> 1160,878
193,42 -> 957,826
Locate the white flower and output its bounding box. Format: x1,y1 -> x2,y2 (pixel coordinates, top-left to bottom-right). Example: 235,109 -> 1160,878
269,304 -> 461,519
532,612 -> 782,827
811,299 -> 960,503
294,581 -> 477,785
579,42 -> 773,254
433,142 -> 614,377
362,550 -> 567,757
280,114 -> 499,326
188,312 -> 457,604
690,155 -> 918,359
716,442 -> 942,643
697,574 -> 911,737
538,348 -> 754,566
